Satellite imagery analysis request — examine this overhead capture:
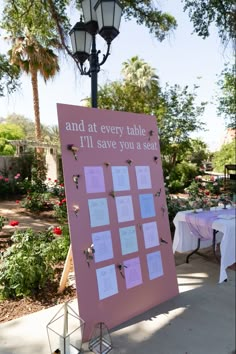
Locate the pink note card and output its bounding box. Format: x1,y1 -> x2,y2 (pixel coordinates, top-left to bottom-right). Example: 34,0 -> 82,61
124,257 -> 143,289
84,166 -> 105,193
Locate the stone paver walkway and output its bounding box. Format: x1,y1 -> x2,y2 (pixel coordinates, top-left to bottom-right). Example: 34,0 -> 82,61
0,200 -> 56,235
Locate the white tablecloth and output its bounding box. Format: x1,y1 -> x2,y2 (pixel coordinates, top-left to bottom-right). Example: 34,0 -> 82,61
173,208 -> 236,283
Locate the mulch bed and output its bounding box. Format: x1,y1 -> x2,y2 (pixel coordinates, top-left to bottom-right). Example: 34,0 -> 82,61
0,204 -> 77,324
0,262 -> 77,323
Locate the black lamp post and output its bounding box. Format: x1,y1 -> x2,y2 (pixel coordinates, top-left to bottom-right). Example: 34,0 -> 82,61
69,0 -> 122,108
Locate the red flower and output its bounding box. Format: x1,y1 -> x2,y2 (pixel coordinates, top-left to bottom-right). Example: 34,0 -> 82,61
53,227 -> 62,235
15,200 -> 20,204
61,198 -> 66,203
9,220 -> 19,227
60,183 -> 64,187
54,179 -> 58,183
205,191 -> 210,196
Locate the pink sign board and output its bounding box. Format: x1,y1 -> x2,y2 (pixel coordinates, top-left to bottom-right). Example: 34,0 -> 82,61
57,104 -> 179,341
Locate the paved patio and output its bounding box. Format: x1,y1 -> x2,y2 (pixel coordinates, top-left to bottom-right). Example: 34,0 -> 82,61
0,199 -> 235,353
0,257 -> 235,354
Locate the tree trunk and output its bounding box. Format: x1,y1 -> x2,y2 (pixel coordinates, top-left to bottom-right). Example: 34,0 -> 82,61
31,67 -> 41,141
171,151 -> 177,167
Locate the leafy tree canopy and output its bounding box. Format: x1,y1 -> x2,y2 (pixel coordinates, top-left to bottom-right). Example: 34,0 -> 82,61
0,123 -> 24,140
216,62 -> 236,128
1,0 -> 62,141
117,0 -> 177,41
1,0 -> 63,46
0,53 -> 20,97
157,83 -> 206,166
1,0 -> 177,55
2,114 -> 36,140
182,0 -> 236,44
0,138 -> 15,155
180,138 -> 209,167
97,57 -> 206,170
0,122 -> 24,156
1,114 -> 60,144
212,140 -> 236,172
46,0 -> 177,44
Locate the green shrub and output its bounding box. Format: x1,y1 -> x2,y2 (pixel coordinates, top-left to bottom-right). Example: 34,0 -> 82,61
0,172 -> 23,198
53,197 -> 67,223
47,178 -> 65,199
20,191 -> 52,212
0,227 -> 69,298
49,224 -> 70,263
167,161 -> 199,193
166,190 -> 190,237
0,216 -> 8,231
212,140 -> 236,172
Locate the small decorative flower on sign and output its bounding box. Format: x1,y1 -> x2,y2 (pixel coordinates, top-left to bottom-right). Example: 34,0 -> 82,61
161,206 -> 166,215
104,162 -> 110,167
155,188 -> 161,197
67,144 -> 79,160
84,244 -> 95,267
149,130 -> 154,140
73,205 -> 80,216
160,238 -> 168,244
126,159 -> 133,165
73,174 -> 80,189
154,156 -> 158,163
109,191 -> 116,198
117,263 -> 127,278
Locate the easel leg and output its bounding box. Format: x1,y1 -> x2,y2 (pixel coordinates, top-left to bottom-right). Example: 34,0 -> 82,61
58,244 -> 73,294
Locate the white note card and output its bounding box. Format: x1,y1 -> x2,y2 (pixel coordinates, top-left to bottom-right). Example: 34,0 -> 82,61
115,195 -> 134,223
84,166 -> 105,193
92,230 -> 114,263
96,264 -> 118,300
119,226 -> 138,255
146,251 -> 163,280
88,198 -> 110,227
142,221 -> 159,249
112,166 -> 130,191
135,166 -> 152,189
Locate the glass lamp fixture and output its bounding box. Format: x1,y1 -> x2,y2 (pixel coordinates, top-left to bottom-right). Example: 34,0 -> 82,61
81,0 -> 99,34
69,0 -> 122,108
94,0 -> 122,43
69,19 -> 92,64
88,322 -> 112,354
47,302 -> 85,354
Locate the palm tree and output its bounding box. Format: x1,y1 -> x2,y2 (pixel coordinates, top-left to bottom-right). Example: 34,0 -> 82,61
122,56 -> 159,89
8,32 -> 60,141
43,125 -> 60,146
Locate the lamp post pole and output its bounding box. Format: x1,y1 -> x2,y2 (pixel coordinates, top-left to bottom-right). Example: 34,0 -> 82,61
90,34 -> 98,108
69,0 -> 122,109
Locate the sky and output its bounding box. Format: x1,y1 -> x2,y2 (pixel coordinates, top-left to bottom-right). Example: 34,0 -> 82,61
0,0 -> 233,151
